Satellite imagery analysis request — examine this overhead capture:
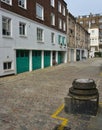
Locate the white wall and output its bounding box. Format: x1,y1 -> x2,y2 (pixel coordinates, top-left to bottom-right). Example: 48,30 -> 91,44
0,9 -> 67,76
88,28 -> 99,46
0,9 -> 67,51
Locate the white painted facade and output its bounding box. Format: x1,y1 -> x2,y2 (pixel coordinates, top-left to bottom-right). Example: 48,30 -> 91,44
0,8 -> 67,76
88,28 -> 99,57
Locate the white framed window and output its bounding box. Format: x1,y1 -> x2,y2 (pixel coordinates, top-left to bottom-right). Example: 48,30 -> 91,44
62,6 -> 65,16
63,21 -> 66,31
62,37 -> 66,45
80,21 -> 83,24
58,35 -> 62,44
19,22 -> 26,36
37,28 -> 44,42
91,20 -> 95,24
51,33 -> 55,44
1,0 -> 12,5
51,13 -> 55,26
2,16 -> 11,36
18,0 -> 27,9
58,18 -> 62,29
50,0 -> 55,7
99,18 -> 102,23
91,30 -> 95,34
3,62 -> 12,70
36,3 -> 44,20
58,1 -> 61,13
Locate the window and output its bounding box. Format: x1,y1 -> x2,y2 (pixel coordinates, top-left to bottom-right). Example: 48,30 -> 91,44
58,1 -> 61,13
36,3 -> 44,20
3,62 -> 12,70
51,13 -> 55,26
62,6 -> 65,16
19,22 -> 26,36
80,21 -> 83,24
51,33 -> 55,44
63,21 -> 66,31
58,35 -> 62,44
50,0 -> 55,7
1,0 -> 12,5
37,28 -> 44,42
91,20 -> 95,24
2,17 -> 11,36
86,21 -> 89,25
58,18 -> 62,29
62,37 -> 65,45
99,18 -> 102,23
18,0 -> 27,9
91,30 -> 95,34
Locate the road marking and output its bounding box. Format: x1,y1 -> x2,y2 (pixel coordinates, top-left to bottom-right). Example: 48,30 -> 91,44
51,104 -> 68,130
100,72 -> 102,76
99,102 -> 102,105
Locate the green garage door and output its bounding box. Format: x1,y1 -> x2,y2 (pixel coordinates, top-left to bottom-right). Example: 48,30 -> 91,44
44,51 -> 50,68
32,50 -> 41,70
58,52 -> 62,64
16,50 -> 29,74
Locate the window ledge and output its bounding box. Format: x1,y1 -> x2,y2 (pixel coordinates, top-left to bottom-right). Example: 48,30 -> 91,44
37,41 -> 44,43
19,35 -> 27,38
18,5 -> 27,10
4,69 -> 14,73
2,36 -> 13,39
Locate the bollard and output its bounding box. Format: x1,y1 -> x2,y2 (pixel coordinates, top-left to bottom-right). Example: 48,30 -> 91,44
64,79 -> 99,115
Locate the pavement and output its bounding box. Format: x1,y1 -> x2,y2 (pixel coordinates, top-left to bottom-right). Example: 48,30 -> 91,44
0,58 -> 102,130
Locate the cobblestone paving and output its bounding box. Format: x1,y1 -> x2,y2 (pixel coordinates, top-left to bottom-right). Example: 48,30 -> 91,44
0,58 -> 102,130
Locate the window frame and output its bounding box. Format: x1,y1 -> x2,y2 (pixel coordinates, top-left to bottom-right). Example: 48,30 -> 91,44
58,18 -> 62,29
58,1 -> 61,13
51,13 -> 55,26
50,0 -> 55,7
62,6 -> 65,16
1,0 -> 12,5
18,0 -> 27,9
36,3 -> 44,20
19,22 -> 27,37
2,16 -> 12,37
3,61 -> 12,70
63,21 -> 66,31
58,35 -> 62,44
37,28 -> 44,42
51,32 -> 55,44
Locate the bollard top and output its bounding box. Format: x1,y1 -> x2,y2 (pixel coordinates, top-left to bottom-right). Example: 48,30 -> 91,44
72,78 -> 96,90
75,79 -> 93,83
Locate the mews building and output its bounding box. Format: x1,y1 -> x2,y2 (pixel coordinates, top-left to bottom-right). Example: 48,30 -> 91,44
67,12 -> 90,62
0,0 -> 67,76
77,13 -> 102,57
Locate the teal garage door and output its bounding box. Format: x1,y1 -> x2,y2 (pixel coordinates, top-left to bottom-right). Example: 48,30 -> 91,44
32,50 -> 41,70
44,51 -> 50,68
16,50 -> 29,74
58,52 -> 62,64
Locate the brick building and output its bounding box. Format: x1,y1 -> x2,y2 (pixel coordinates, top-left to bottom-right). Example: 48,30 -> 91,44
0,0 -> 67,76
67,12 -> 90,62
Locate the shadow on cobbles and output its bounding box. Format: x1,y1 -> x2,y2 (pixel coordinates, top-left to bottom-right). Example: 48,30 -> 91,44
53,124 -> 71,130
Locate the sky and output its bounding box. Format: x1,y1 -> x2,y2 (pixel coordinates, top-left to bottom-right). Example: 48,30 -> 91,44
65,0 -> 102,17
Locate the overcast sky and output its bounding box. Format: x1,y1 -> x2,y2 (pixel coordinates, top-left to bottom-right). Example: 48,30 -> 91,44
65,0 -> 102,17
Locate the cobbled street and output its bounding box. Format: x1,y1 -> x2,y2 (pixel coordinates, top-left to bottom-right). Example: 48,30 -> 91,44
0,58 -> 102,130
